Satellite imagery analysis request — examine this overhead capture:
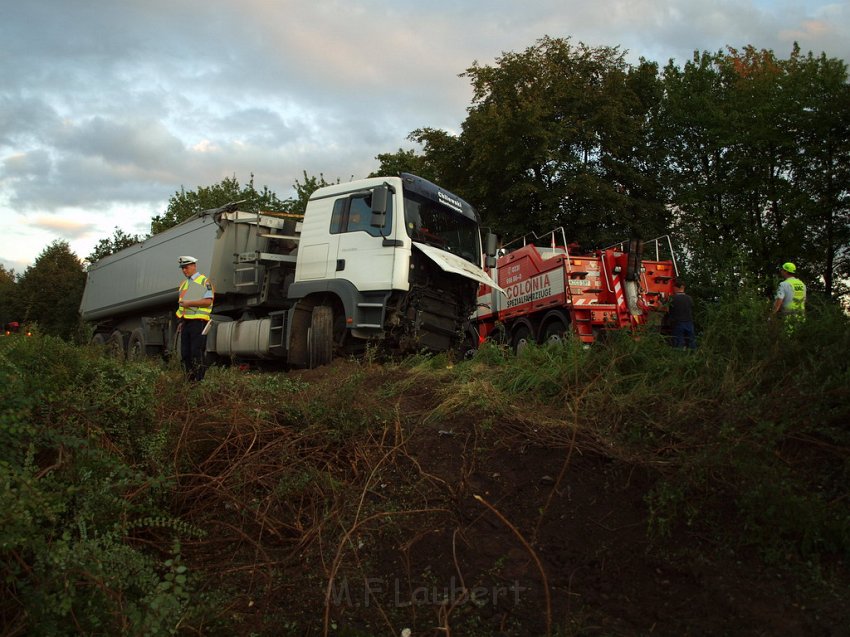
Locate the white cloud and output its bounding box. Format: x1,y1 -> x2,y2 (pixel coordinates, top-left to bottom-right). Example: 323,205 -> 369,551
1,0 -> 847,272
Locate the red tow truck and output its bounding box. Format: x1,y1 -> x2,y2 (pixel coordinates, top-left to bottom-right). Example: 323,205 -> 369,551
474,227 -> 678,350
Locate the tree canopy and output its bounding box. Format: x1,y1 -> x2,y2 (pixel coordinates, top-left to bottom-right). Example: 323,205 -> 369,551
150,174 -> 293,235
289,171 -> 339,217
86,227 -> 143,266
0,264 -> 17,329
409,37 -> 670,248
660,45 -> 850,300
15,35 -> 850,336
401,37 -> 849,304
12,241 -> 86,340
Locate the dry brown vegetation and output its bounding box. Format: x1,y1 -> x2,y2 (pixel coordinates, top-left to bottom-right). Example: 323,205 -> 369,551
3,299 -> 849,636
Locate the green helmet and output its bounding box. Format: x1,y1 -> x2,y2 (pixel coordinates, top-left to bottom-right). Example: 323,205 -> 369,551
781,262 -> 796,274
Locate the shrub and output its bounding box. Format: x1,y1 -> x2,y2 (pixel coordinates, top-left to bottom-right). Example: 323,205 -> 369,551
0,335 -> 206,634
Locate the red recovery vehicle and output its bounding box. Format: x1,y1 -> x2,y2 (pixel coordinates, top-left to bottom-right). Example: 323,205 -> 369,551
474,227 -> 679,349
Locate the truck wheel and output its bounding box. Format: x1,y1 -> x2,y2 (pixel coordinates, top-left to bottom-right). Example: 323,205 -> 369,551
333,311 -> 348,351
127,328 -> 148,361
512,325 -> 532,356
91,333 -> 107,347
108,330 -> 126,360
308,306 -> 334,368
461,327 -> 479,360
542,318 -> 570,344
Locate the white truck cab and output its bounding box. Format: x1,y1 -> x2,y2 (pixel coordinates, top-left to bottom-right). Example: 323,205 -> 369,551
81,173 -> 497,368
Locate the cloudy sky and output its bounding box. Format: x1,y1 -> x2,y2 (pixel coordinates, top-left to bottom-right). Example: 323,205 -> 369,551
1,0 -> 847,273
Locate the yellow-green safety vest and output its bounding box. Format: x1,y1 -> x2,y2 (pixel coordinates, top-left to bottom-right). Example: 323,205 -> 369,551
784,276 -> 806,314
177,273 -> 213,320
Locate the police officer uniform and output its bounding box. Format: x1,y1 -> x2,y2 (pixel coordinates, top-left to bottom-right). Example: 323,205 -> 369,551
177,256 -> 214,380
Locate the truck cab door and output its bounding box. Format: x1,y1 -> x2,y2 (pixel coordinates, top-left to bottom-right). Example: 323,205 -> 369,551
332,191 -> 396,291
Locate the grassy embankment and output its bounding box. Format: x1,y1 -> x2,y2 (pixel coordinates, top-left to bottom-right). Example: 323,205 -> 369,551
1,293 -> 848,635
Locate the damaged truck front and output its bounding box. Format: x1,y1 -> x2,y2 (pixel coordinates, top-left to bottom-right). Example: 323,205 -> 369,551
80,173 -> 497,368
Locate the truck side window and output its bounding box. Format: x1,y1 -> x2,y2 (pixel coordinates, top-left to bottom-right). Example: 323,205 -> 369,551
330,192 -> 393,237
330,199 -> 346,233
347,197 -> 372,233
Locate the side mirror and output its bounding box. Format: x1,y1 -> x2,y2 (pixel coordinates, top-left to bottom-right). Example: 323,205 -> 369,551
370,185 -> 388,228
484,233 -> 499,268
485,232 -> 498,257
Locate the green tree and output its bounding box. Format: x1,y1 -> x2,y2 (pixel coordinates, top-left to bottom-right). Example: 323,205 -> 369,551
150,174 -> 292,234
370,148 -> 436,182
86,227 -> 144,266
14,241 -> 86,340
661,49 -> 766,295
0,264 -> 18,329
659,45 -> 850,303
411,37 -> 670,247
783,47 -> 850,301
289,171 -> 339,216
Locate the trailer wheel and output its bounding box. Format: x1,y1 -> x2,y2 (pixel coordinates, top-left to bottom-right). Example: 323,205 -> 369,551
107,330 -> 126,360
512,325 -> 532,356
170,329 -> 182,362
89,332 -> 106,350
308,306 -> 334,369
127,328 -> 149,361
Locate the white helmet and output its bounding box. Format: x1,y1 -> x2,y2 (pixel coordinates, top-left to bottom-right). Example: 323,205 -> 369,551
178,255 -> 198,267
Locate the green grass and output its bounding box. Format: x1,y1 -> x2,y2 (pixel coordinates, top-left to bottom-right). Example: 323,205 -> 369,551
1,293 -> 848,634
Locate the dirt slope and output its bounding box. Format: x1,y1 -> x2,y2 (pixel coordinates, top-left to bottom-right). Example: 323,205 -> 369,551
182,359 -> 848,636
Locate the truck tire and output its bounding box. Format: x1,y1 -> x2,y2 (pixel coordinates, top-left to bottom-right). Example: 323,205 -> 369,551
542,317 -> 570,344
308,306 -> 333,369
91,333 -> 107,347
512,325 -> 532,356
461,326 -> 479,359
127,328 -> 149,361
108,330 -> 126,360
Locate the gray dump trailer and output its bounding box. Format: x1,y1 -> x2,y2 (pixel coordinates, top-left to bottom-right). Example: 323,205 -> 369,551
81,204 -> 301,362
81,174 -> 497,368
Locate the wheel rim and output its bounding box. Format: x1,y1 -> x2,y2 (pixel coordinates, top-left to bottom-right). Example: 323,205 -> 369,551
543,319 -> 570,344
513,327 -> 531,355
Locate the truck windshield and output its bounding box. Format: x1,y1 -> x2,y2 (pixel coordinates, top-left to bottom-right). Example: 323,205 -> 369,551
403,192 -> 481,264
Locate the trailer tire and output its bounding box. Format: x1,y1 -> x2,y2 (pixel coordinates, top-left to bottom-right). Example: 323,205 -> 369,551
127,328 -> 149,361
512,325 -> 532,356
308,306 -> 334,369
170,330 -> 182,362
91,333 -> 107,348
108,330 -> 126,360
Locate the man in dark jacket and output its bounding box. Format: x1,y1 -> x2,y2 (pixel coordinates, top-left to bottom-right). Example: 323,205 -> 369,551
668,279 -> 696,349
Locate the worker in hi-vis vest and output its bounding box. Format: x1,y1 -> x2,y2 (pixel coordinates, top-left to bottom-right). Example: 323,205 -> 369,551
176,256 -> 214,381
772,261 -> 806,333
